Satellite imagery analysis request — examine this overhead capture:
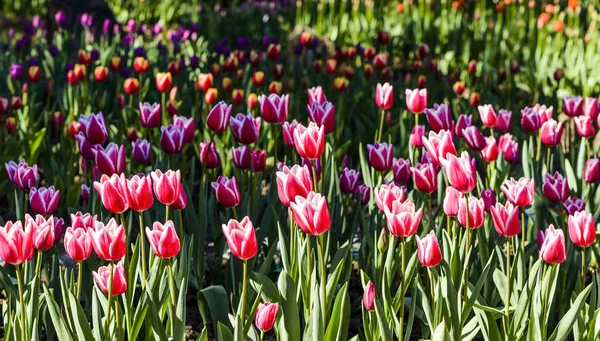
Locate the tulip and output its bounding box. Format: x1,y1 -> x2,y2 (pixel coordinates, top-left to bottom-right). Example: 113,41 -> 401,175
563,96 -> 583,117
542,172 -> 570,203
496,109 -> 512,131
0,221 -> 33,265
81,184 -> 90,203
0,97 -> 8,115
64,226 -> 93,261
340,168 -> 361,194
269,81 -> 283,94
455,114 -> 472,138
481,136 -> 499,162
171,182 -> 188,210
584,97 -> 599,120
458,196 -> 485,229
534,104 -> 554,124
258,94 -> 289,124
363,281 -> 377,311
173,115 -> 195,144
501,138 -> 519,163
71,211 -> 95,231
94,143 -> 126,175
133,57 -> 149,74
29,186 -> 60,215
444,187 -> 464,217
282,120 -> 299,148
125,174 -> 154,212
222,216 -> 258,260
574,115 -> 595,138
374,183 -> 406,212
90,218 -> 126,261
367,142 -> 393,172
356,184 -> 371,206
540,119 -> 563,146
290,191 -> 331,235
197,73 -> 214,92
409,125 -> 425,148
232,146 -> 251,170
230,113 -> 261,144
422,130 -> 456,165
25,214 -> 57,252
132,139 -> 151,165
584,159 -> 600,183
255,302 -> 279,332
146,220 -> 181,258
139,102 -> 161,128
250,149 -> 267,172
416,231 -> 442,267
160,125 -> 185,155
211,176 -> 241,207
93,66 -> 108,82
308,86 -> 327,105
10,64 -> 23,79
306,101 -> 335,135
375,83 -> 394,110
461,126 -> 486,151
539,225 -> 566,264
93,174 -> 129,213
392,158 -> 411,183
79,112 -> 108,144
28,66 -> 41,83
521,108 -> 541,133
11,96 -> 21,110
384,199 -> 423,237
294,122 -> 325,160
501,177 -> 535,207
478,104 -> 497,128
156,72 -> 172,92
206,101 -> 232,132
93,261 -> 127,295
405,88 -> 427,114
480,188 -> 496,212
151,169 -> 181,206
123,78 -> 140,95
568,211 -> 596,248
425,103 -> 454,132
276,165 -> 313,207
5,160 -> 39,191
411,163 -> 438,194
490,202 -> 520,237
199,141 -> 221,169
205,88 -> 218,104
439,151 -> 477,194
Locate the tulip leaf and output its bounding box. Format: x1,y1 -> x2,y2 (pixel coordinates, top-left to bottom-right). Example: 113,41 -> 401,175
374,299 -> 393,341
173,274 -> 188,341
577,138 -> 586,180
67,290 -> 94,340
473,304 -> 501,341
547,284 -> 593,341
28,127 -> 46,165
461,252 -> 495,323
564,159 -> 578,193
217,322 -> 234,341
324,283 -> 350,341
275,270 -> 300,341
250,272 -> 280,303
243,287 -> 263,336
432,319 -> 449,341
43,284 -> 73,341
196,327 -> 208,341
197,285 -> 231,336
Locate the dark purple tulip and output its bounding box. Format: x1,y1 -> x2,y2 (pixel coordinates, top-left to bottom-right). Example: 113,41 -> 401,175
521,107 -> 541,133
250,149 -> 267,173
93,143 -> 126,175
10,64 -> 23,79
199,141 -> 221,169
160,125 -> 185,155
425,103 -> 454,132
79,112 -> 108,144
301,157 -> 322,180
132,139 -> 151,165
29,186 -> 60,215
173,115 -> 195,144
455,114 -> 472,138
367,142 -> 393,172
232,146 -> 250,170
81,184 -> 90,203
139,102 -> 161,128
340,168 -> 361,194
306,101 -> 335,135
190,56 -> 200,69
258,94 -> 289,124
211,176 -> 240,208
122,67 -> 132,79
75,132 -> 97,160
134,47 -> 146,58
481,188 -> 496,211
50,45 -> 59,56
282,120 -> 299,148
462,126 -> 486,151
90,49 -> 100,61
563,96 -> 583,117
5,160 -> 39,191
356,184 -> 371,205
28,58 -> 38,66
230,113 -> 261,144
392,158 -> 411,183
55,11 -> 67,27
207,101 -> 232,132
563,197 -> 585,215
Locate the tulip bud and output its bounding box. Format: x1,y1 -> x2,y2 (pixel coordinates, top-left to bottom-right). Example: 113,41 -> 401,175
539,225 -> 566,264
574,115 -> 595,138
363,281 -> 377,311
411,163 -> 438,194
146,220 -> 181,258
443,186 -> 463,217
392,158 -> 411,183
5,117 -> 17,134
123,78 -> 140,95
222,216 -> 258,260
250,149 -> 267,172
93,261 -> 127,295
199,141 -> 221,169
29,186 -> 60,215
255,302 -> 279,332
306,101 -> 335,134
416,231 -> 442,267
367,142 -> 393,172
568,211 -> 596,248
375,83 -> 394,110
405,88 -> 427,114
542,172 -> 570,203
563,96 -> 583,117
339,168 -> 361,194
259,94 -> 289,124
409,125 -> 426,148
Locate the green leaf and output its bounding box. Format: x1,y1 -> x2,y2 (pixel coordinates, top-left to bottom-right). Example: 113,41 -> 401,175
28,128 -> 46,165
250,272 -> 280,303
275,271 -> 300,341
564,159 -> 578,193
67,290 -> 94,340
198,285 -> 231,336
547,284 -> 593,341
43,285 -> 72,341
374,299 -> 393,341
217,322 -> 234,341
432,319 -> 449,341
324,283 -> 350,341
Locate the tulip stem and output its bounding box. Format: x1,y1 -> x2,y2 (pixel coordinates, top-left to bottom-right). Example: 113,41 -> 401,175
505,237 -> 511,338
161,92 -> 166,126
105,261 -> 114,341
168,258 -> 177,336
377,109 -> 385,142
581,248 -> 586,292
521,210 -> 526,249
289,210 -> 296,279
35,250 -> 42,282
260,330 -> 264,341
428,194 -> 434,233
232,206 -> 238,220
399,238 -> 406,341
165,205 -> 170,223
16,264 -> 26,341
463,194 -> 470,301
428,267 -> 435,326
240,260 -> 248,321
312,160 -> 318,193
77,261 -> 83,299
138,212 -> 148,286
317,234 -> 327,327
545,147 -> 551,173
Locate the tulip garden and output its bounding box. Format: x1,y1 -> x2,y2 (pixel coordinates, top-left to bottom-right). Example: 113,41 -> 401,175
2,0 -> 600,340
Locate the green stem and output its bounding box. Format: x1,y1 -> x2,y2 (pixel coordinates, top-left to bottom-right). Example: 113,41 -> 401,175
307,235 -> 313,293
77,261 -> 83,299
428,267 -> 435,326
16,264 -> 26,341
168,259 -> 177,336
289,210 -> 296,278
105,261 -> 114,341
312,160 -> 318,193
377,109 -> 385,142
581,248 -> 586,292
138,212 -> 147,286
165,205 -> 171,222
178,209 -> 184,239
428,193 -> 434,232
505,237 -> 511,337
260,330 -> 264,341
161,92 -> 166,126
240,260 -> 249,321
232,206 -> 238,220
399,238 -> 406,341
463,194 -> 470,300
35,250 -> 42,282
521,210 -> 526,249
317,234 -> 327,327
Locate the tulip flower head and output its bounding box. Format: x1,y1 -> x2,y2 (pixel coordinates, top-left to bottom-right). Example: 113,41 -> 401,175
584,159 -> 600,183
230,113 -> 261,145
458,196 -> 486,229
64,226 -> 93,262
294,122 -> 325,160
425,103 -> 454,132
222,216 -> 258,260
308,86 -> 327,106
422,130 -> 456,165
6,159 -> 39,191
411,162 -> 438,194
93,261 -> 127,295
564,197 -> 586,215
440,151 -> 477,193
255,302 -> 279,332
290,191 -> 331,236
542,172 -> 570,203
211,176 -> 241,208
258,93 -> 289,124
568,211 -> 596,248
139,102 -> 161,129
29,186 -> 60,215
146,220 -> 181,258
363,281 -> 377,311
574,115 -> 595,138
0,221 -> 34,265
539,225 -> 567,264
151,169 -> 181,206
89,218 -> 126,261
126,174 -> 154,212
339,168 -> 361,194
94,174 -> 129,213
367,142 -> 393,172
206,101 -> 232,132
132,139 -> 151,165
375,183 -> 407,213
79,112 -> 108,144
276,165 -> 313,207
490,202 -> 520,237
405,88 -> 427,114
375,82 -> 394,110
416,231 -> 442,267
94,143 -> 126,175
478,104 -> 497,128
540,119 -> 563,146
501,177 -> 535,207
306,101 -> 335,134
563,96 -> 583,117
443,186 -> 464,217
383,199 -> 423,237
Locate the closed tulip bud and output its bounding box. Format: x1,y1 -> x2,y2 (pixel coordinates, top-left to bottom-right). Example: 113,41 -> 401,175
308,86 -> 327,106
231,146 -> 250,170
64,226 -> 93,262
494,109 -> 511,131
422,130 -> 457,165
81,184 -> 90,203
444,186 -> 463,217
356,184 -> 371,206
117,94 -> 126,109
481,136 -> 499,162
108,57 -> 122,72
478,104 -> 497,128
501,177 -> 535,207
461,126 -> 486,151
51,111 -> 64,128
171,182 -> 188,210
0,221 -> 33,265
29,186 -> 60,215
290,191 -> 331,236
520,107 -> 541,133
94,174 -> 129,213
267,44 -> 281,60
132,139 -> 151,165
294,122 -> 325,160
250,149 -> 267,172
367,142 -> 393,172
255,302 -> 279,332
197,73 -> 214,92
138,102 -> 161,129
375,183 -> 406,212
28,66 -> 41,83
172,115 -> 195,144
5,159 -> 39,191
411,162 -> 438,194
480,188 -> 496,211
204,88 -> 219,104
542,172 -> 570,203
375,83 -> 394,110
155,72 -> 172,92
133,57 -> 149,74
392,158 -> 411,183
211,176 -> 241,208
539,225 -> 566,264
574,115 -> 595,138
151,169 -> 181,206
230,113 -> 261,144
306,101 -> 335,134
425,104 -> 454,132
325,59 -> 338,74
455,114 -> 472,138
540,118 -> 563,146
146,220 -> 180,258
333,77 -> 348,92
281,120 -> 299,148
405,88 -> 427,114
276,164 -> 313,206
468,60 -> 477,74
222,216 -> 258,260
363,281 -> 377,311
125,174 -> 153,212
439,151 -> 477,193
409,125 -> 426,148
160,125 -> 185,155
205,101 -> 231,132
384,199 -> 423,237
268,81 -> 283,95
5,117 -> 16,134
501,139 -> 519,163
563,96 -> 583,117
416,231 -> 442,267
93,66 -> 108,82
568,211 -> 596,248
94,143 -> 126,175
584,159 -> 600,183
93,261 -> 127,295
564,197 -> 585,215
534,104 -> 554,124
79,112 -> 108,144
90,218 -> 126,261
230,89 -> 244,105
584,97 -> 599,120
258,94 -> 289,124
458,196 -> 485,229
490,202 -> 520,237
340,168 -> 361,194
73,64 -> 87,81
124,78 -> 140,95
199,141 -> 221,169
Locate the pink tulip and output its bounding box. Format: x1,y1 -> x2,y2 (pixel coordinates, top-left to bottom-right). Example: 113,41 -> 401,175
422,130 -> 456,165
71,212 -> 96,230
490,202 -> 520,237
151,169 -> 181,206
281,120 -> 299,148
308,86 -> 327,106
481,136 -> 499,162
584,159 -> 600,183
496,109 -> 512,131
455,114 -> 472,138
411,162 -> 438,194
539,225 -> 566,264
425,103 -> 454,132
126,174 -> 154,212
416,231 -> 442,267
375,82 -> 394,110
542,172 -> 570,203
458,196 -> 485,229
574,115 -> 595,138
293,122 -> 325,160
478,104 -> 497,128
534,104 -> 554,124
276,165 -> 313,207
89,218 -> 126,261
0,221 -> 34,265
93,261 -> 127,295
563,96 -> 583,117
363,281 -> 377,311
26,214 -> 58,252
409,125 -> 425,148
290,191 -> 331,236
64,226 -> 93,261
444,186 -> 464,217
540,119 -> 563,146
500,138 -> 519,163
501,177 -> 535,207
383,199 -> 423,237
367,142 -> 393,172
222,216 -> 258,260
461,126 -> 486,151
405,88 -> 427,114
568,211 -> 596,248
211,176 -> 241,208
584,97 -> 599,120
439,151 -> 477,194
255,302 -> 279,332
171,182 -> 188,210
375,183 -> 406,212
146,220 -> 181,258
93,174 -> 129,214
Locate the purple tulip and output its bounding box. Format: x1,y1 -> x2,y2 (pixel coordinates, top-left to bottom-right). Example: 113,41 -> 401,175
5,160 -> 39,191
250,149 -> 267,173
29,186 -> 60,215
79,112 -> 108,144
199,141 -> 221,169
563,96 -> 583,117
340,168 -> 361,194
52,217 -> 65,245
173,115 -> 195,144
75,132 -> 97,160
282,120 -> 299,148
306,101 -> 335,135
81,184 -> 90,203
139,102 -> 161,128
481,188 -> 496,211
132,139 -> 151,165
206,101 -> 232,132
356,184 -> 371,205
55,11 -> 67,27
455,114 -> 472,138
258,94 -> 289,124
160,125 -> 185,155
10,64 -> 23,80
367,142 -> 393,172
392,158 -> 412,183
462,126 -> 486,151
232,146 -> 250,170
93,143 -> 126,175
230,113 -> 261,144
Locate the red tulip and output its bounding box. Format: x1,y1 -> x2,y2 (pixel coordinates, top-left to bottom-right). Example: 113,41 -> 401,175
0,221 -> 34,265
211,176 -> 241,208
363,281 -> 377,311
64,226 -> 93,262
411,163 -> 438,194
481,136 -> 499,162
383,199 -> 423,237
255,302 -> 279,332
568,211 -> 596,248
501,177 -> 535,207
542,172 -> 570,203
539,225 -> 566,264
151,169 -> 181,206
540,119 -> 563,146
222,216 -> 258,260
458,196 -> 485,229
146,220 -> 181,258
276,165 -> 313,207
126,174 -> 154,212
443,186 -> 464,217
124,78 -> 140,95
290,191 -> 331,236
405,88 -> 427,114
422,130 -> 456,165
93,66 -> 108,82
478,104 -> 497,128
93,261 -> 127,296
490,202 -> 520,237
294,122 -> 325,160
90,218 -> 126,261
574,115 -> 595,138
375,83 -> 394,110
367,142 -> 393,172
133,57 -> 149,74
93,174 -> 129,214
156,72 -> 172,92
584,159 -> 600,183
375,183 -> 406,213
416,231 -> 442,267
439,151 -> 477,194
